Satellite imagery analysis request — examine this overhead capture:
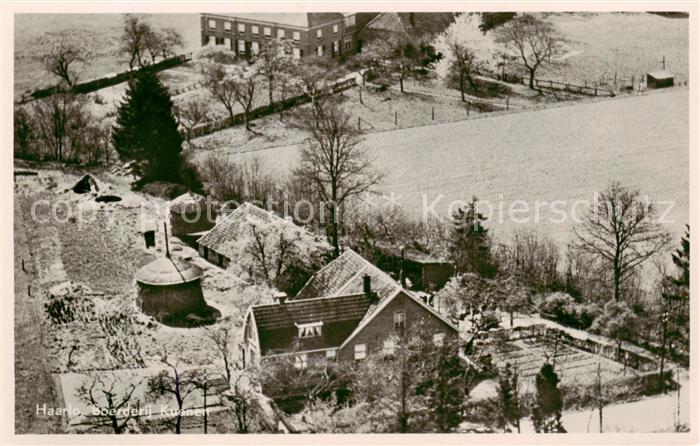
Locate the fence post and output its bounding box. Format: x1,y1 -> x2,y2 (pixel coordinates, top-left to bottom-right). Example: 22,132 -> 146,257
506,96 -> 510,110
394,111 -> 397,125
357,116 -> 361,130
466,103 -> 469,116
431,106 -> 435,120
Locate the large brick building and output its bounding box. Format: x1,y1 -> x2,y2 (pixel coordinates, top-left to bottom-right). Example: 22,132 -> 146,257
241,249 -> 459,368
200,12 -> 377,59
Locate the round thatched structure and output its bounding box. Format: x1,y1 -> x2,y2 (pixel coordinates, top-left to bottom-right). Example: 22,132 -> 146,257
135,256 -> 217,326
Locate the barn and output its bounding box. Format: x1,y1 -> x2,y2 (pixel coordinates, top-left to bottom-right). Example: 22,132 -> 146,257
646,70 -> 674,89
135,255 -> 217,326
169,192 -> 216,244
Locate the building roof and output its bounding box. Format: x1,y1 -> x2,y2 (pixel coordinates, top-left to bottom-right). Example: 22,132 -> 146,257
374,242 -> 453,265
647,70 -> 674,80
206,13 -> 345,29
135,256 -> 202,286
197,202 -> 324,260
251,294 -> 372,354
363,12 -> 456,41
169,192 -> 208,215
294,248 -> 401,303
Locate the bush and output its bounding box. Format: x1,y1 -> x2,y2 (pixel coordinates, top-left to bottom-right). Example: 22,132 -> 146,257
536,292 -> 602,330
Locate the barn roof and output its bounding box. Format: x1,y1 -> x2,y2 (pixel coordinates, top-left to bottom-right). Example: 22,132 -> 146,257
251,293 -> 372,354
208,13 -> 345,29
135,256 -> 202,286
197,202 -> 324,260
647,70 -> 674,80
169,192 -> 208,215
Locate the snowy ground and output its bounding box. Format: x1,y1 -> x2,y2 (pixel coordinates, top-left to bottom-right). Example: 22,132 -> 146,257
229,87 -> 689,250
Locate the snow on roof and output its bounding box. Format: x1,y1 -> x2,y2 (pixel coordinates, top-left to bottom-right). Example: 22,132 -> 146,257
647,70 -> 674,79
135,256 -> 202,286
197,202 -> 327,261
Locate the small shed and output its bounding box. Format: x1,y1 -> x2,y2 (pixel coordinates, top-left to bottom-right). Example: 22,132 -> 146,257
169,192 -> 216,243
135,256 -> 215,325
646,70 -> 674,89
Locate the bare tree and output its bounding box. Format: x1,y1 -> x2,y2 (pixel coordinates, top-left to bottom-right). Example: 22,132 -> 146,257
120,14 -> 152,70
41,33 -> 87,87
494,14 -> 564,90
293,98 -> 382,256
31,93 -> 86,162
147,349 -> 201,434
143,27 -> 182,63
201,62 -> 260,131
76,373 -> 143,434
573,182 -> 670,302
175,99 -> 210,144
258,37 -> 292,107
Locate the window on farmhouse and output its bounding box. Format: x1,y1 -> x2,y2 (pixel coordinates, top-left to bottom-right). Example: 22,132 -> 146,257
294,354 -> 308,369
264,27 -> 271,38
238,23 -> 246,33
292,31 -> 301,41
394,312 -> 406,332
326,349 -> 336,359
278,28 -> 285,39
296,321 -> 323,338
354,343 -> 367,360
383,338 -> 396,356
333,24 -> 339,34
433,332 -> 445,347
317,29 -> 323,39
252,25 -> 259,36
208,19 -> 216,30
224,21 -> 231,31
345,15 -> 356,27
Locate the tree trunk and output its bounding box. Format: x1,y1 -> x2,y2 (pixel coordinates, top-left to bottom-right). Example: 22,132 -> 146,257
330,200 -> 339,258
399,76 -> 404,93
598,405 -> 603,433
613,263 -> 621,302
459,70 -> 466,102
268,76 -> 274,107
528,69 -> 536,90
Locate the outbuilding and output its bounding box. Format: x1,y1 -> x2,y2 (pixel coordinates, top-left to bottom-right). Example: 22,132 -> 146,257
646,70 -> 674,89
169,192 -> 216,244
135,255 -> 215,325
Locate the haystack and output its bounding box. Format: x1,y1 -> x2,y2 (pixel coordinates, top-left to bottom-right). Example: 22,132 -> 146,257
169,192 -> 216,240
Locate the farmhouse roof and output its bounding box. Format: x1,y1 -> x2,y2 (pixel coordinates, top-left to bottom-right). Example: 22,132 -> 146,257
197,202 -> 323,260
293,248 -> 401,302
251,293 -> 372,354
208,13 -> 345,29
363,12 -> 456,40
135,256 -> 202,286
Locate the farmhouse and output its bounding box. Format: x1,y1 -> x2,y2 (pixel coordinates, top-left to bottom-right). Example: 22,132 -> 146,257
196,202 -> 327,269
200,13 -> 378,59
241,249 -> 459,367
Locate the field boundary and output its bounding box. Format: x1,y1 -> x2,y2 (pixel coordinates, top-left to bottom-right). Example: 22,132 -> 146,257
17,53 -> 193,104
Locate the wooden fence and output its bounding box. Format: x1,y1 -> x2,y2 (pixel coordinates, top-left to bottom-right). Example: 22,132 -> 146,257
18,53 -> 194,104
500,72 -> 616,97
188,77 -> 357,139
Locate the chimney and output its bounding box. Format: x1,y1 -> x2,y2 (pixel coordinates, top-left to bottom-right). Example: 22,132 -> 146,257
363,274 -> 372,295
274,291 -> 287,305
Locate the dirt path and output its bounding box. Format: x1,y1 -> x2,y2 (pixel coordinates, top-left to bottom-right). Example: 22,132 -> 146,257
14,195 -> 64,434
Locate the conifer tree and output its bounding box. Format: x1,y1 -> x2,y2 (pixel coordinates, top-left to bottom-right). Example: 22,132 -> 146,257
531,362 -> 566,433
113,70 -> 183,183
449,196 -> 496,277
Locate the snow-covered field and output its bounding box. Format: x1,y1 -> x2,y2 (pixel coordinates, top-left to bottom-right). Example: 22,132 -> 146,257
229,88 -> 690,249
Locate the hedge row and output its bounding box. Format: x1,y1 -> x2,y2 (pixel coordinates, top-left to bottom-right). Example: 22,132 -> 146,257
24,53 -> 192,102
189,77 -> 357,139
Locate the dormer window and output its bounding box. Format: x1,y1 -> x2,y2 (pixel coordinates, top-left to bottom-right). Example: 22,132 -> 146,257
296,321 -> 323,338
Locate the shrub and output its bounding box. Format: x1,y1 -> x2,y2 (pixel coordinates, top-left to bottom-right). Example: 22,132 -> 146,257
536,292 -> 602,330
